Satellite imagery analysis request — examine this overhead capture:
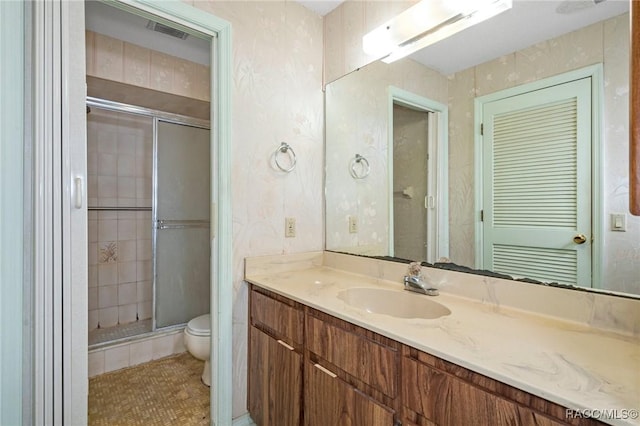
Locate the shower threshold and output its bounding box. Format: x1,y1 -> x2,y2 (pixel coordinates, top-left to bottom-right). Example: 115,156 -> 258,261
89,319 -> 153,347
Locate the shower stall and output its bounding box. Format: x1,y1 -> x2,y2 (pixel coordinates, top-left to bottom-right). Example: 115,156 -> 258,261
87,97 -> 211,347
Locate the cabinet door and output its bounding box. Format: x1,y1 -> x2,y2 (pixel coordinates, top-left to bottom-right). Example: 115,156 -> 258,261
249,326 -> 302,426
305,361 -> 394,426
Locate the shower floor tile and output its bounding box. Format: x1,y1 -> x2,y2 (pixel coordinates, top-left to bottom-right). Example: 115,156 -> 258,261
89,319 -> 153,346
88,352 -> 209,425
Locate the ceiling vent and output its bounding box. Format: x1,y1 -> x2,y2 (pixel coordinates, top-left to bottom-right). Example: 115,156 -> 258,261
146,21 -> 189,40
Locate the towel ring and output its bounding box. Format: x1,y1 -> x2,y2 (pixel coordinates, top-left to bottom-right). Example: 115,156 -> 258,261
274,142 -> 297,172
349,154 -> 370,179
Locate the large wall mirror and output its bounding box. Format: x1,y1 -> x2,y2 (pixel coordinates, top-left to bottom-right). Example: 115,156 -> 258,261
325,0 -> 640,297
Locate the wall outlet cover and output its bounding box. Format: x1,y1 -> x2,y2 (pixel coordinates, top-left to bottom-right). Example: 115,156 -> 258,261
285,217 -> 296,237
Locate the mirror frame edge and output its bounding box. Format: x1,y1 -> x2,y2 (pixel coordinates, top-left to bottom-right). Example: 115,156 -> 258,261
631,0 -> 640,216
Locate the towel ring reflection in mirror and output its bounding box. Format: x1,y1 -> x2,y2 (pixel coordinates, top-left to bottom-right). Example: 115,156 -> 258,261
349,154 -> 370,179
274,142 -> 297,172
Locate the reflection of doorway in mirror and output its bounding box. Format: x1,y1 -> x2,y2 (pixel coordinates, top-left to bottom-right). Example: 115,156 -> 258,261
393,104 -> 429,261
388,87 -> 449,264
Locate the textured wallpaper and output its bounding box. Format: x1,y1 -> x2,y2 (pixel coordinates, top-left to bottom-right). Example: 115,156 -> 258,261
187,0 -> 324,417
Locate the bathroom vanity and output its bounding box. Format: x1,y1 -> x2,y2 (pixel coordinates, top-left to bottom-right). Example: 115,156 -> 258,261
246,252 -> 639,426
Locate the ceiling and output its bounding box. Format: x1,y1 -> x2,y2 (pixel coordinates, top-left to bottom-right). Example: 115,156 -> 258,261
296,0 -> 629,75
86,0 -> 629,76
85,1 -> 211,65
296,0 -> 344,16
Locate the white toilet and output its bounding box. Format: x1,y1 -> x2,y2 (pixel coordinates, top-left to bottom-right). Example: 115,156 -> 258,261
184,314 -> 211,386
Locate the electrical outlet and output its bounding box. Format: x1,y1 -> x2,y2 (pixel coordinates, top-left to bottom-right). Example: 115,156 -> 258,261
285,217 -> 296,237
349,216 -> 358,233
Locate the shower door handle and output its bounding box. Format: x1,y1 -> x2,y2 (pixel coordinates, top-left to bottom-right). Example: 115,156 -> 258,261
156,220 -> 210,230
74,177 -> 83,209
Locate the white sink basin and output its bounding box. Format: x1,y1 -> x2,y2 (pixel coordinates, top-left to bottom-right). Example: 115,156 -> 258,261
338,288 -> 451,319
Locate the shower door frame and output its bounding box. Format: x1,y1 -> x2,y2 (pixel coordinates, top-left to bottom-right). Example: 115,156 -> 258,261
153,116 -> 212,331
86,97 -> 212,335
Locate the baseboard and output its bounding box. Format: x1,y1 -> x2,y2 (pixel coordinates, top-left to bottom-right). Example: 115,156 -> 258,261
232,412 -> 256,426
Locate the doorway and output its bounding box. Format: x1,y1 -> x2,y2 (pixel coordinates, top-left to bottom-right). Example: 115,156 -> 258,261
388,87 -> 449,263
28,1 -> 232,424
392,104 -> 430,261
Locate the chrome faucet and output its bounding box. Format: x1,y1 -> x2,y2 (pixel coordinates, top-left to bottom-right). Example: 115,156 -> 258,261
403,275 -> 439,296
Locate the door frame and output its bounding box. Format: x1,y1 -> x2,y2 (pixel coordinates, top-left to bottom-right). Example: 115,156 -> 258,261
474,64 -> 603,288
32,1 -> 232,424
387,86 -> 449,262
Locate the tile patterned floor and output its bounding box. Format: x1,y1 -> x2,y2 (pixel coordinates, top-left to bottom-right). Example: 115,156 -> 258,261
88,353 -> 209,425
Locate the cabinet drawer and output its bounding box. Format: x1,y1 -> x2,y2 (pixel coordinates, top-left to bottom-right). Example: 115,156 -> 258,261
306,315 -> 398,398
251,288 -> 303,346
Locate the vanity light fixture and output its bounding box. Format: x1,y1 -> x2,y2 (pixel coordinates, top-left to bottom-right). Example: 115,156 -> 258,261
363,0 -> 513,64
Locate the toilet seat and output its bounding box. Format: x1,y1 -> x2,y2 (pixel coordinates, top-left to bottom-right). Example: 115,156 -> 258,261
186,314 -> 210,337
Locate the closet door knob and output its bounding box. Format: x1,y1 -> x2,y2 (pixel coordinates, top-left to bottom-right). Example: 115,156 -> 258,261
573,234 -> 587,244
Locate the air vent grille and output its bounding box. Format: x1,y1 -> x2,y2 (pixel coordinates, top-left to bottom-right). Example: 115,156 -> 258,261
146,21 -> 189,40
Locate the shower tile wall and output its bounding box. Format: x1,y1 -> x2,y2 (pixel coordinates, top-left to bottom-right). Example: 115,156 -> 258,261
87,108 -> 153,330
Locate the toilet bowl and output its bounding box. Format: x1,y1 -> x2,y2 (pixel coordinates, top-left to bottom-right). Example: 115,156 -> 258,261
184,314 -> 211,386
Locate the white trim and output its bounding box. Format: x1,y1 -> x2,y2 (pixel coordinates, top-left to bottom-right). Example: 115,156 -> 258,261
0,1 -> 26,424
387,86 -> 449,262
232,413 -> 257,426
473,64 -> 604,288
62,2 -> 88,424
31,1 -> 64,423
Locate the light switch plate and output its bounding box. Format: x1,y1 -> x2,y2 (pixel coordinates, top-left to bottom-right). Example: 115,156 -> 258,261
611,213 -> 626,232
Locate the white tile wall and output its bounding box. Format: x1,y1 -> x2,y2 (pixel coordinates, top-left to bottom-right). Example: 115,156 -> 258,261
104,345 -> 130,372
87,329 -> 188,378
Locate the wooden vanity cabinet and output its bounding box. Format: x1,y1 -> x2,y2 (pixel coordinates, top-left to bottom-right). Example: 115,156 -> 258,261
248,285 -> 603,426
304,309 -> 400,426
401,347 -> 604,426
248,286 -> 304,426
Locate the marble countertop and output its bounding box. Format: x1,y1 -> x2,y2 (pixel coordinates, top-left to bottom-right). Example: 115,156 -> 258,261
246,265 -> 640,426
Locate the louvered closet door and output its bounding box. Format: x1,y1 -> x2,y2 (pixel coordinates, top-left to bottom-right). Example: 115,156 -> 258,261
482,78 -> 592,286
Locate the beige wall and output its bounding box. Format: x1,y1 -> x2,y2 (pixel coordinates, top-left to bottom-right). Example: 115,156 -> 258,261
186,0 -> 325,417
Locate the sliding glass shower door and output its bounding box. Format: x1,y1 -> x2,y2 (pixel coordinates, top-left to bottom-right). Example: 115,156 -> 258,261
155,120 -> 211,328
